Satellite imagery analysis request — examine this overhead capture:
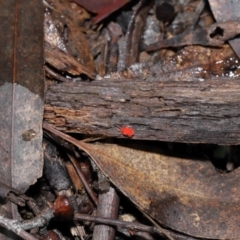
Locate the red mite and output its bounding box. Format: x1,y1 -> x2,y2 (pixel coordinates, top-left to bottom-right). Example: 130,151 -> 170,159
117,125 -> 134,138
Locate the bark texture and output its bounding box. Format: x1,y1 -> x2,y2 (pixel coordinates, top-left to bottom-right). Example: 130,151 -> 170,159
44,77 -> 240,144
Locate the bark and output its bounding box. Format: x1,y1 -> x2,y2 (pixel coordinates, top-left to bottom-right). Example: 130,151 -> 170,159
44,77 -> 240,144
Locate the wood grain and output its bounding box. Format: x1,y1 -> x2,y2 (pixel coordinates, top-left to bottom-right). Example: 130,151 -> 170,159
44,77 -> 240,144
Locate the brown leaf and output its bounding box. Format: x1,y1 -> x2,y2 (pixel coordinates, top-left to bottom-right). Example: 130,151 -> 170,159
42,124 -> 240,239
73,0 -> 130,24
78,143 -> 240,239
209,0 -> 240,58
119,0 -> 153,70
0,0 -> 44,234
66,21 -> 96,76
146,19 -> 240,51
45,44 -> 95,78
44,1 -> 96,78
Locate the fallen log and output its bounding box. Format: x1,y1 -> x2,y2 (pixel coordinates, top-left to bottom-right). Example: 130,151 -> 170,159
44,77 -> 240,144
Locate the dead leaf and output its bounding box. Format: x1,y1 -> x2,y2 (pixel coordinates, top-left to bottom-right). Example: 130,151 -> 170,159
0,182 -> 20,200
77,143 -> 240,239
43,123 -> 240,239
119,0 -> 153,70
44,0 -> 96,77
0,0 -> 44,236
72,0 -> 130,24
146,19 -> 240,51
45,44 -> 95,78
66,21 -> 96,75
209,0 -> 240,58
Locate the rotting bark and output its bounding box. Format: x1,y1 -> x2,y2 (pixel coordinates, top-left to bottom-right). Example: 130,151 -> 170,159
44,77 -> 240,145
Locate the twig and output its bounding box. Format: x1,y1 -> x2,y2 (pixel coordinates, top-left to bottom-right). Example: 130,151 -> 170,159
45,65 -> 71,82
141,211 -> 174,240
0,181 -> 40,215
92,187 -> 119,240
75,213 -> 164,236
19,207 -> 54,231
76,213 -> 197,239
67,154 -> 98,206
44,65 -> 82,82
118,0 -> 140,70
0,216 -> 37,240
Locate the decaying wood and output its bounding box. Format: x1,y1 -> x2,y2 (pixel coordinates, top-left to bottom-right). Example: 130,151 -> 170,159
44,77 -> 240,144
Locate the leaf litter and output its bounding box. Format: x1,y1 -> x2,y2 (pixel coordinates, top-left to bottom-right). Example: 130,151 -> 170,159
2,0 -> 240,239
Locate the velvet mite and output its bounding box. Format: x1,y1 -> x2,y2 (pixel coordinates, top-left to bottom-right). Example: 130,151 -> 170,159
117,125 -> 134,138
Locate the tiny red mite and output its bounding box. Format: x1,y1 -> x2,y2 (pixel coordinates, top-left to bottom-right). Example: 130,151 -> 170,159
117,125 -> 134,138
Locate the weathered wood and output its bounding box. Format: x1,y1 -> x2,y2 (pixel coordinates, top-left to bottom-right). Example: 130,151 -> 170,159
44,77 -> 240,144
